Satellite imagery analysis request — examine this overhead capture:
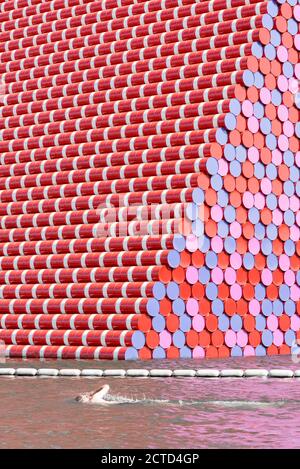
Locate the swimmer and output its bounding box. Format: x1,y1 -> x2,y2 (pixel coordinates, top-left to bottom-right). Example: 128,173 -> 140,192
75,384 -> 117,404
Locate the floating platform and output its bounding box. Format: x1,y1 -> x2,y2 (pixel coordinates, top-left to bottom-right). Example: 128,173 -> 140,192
0,366 -> 298,378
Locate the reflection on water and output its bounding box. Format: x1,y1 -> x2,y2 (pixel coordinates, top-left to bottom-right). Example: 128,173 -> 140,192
0,355 -> 299,449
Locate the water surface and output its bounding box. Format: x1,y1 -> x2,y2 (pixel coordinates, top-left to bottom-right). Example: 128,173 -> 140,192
0,356 -> 299,449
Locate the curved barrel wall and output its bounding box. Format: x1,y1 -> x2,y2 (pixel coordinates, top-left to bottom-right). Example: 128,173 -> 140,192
0,0 -> 299,359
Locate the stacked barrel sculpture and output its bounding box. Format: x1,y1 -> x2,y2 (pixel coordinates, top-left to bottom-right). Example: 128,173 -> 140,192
0,0 -> 299,360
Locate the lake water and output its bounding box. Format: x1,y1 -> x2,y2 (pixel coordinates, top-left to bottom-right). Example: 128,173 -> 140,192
0,355 -> 299,449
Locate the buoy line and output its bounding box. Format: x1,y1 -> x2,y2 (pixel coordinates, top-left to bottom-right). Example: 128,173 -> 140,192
0,368 -> 298,378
